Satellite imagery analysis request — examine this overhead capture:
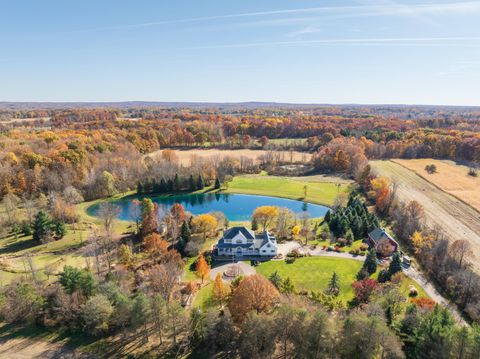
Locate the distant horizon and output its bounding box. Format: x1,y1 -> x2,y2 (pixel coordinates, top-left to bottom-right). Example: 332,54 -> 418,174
1,100 -> 480,108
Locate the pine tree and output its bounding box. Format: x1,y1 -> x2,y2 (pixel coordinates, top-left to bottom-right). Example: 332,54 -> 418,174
326,272 -> 340,296
159,178 -> 167,193
281,277 -> 295,294
167,179 -> 173,192
251,217 -> 258,231
214,177 -> 221,189
324,210 -> 331,223
388,252 -> 403,276
268,271 -> 282,289
197,175 -> 205,190
32,210 -> 53,242
173,173 -> 180,192
363,248 -> 378,274
189,175 -> 196,191
181,220 -> 191,243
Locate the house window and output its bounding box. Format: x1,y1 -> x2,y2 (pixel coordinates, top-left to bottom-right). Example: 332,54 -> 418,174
236,239 -> 243,244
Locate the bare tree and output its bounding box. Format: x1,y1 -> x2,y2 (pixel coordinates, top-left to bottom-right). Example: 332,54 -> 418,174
98,202 -> 120,239
449,240 -> 473,269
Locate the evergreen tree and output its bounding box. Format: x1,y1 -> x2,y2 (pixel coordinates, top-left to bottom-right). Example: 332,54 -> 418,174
251,217 -> 258,231
32,210 -> 52,242
159,178 -> 167,193
378,269 -> 391,283
214,177 -> 221,189
281,277 -> 295,294
180,220 -> 191,243
324,210 -> 331,224
197,175 -> 205,190
268,271 -> 282,289
345,229 -> 354,244
363,248 -> 378,274
173,173 -> 180,192
189,175 -> 196,191
326,272 -> 340,296
388,252 -> 403,276
137,181 -> 143,194
167,179 -> 174,192
153,180 -> 161,193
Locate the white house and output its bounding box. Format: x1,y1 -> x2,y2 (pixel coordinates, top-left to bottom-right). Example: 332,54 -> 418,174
216,226 -> 278,257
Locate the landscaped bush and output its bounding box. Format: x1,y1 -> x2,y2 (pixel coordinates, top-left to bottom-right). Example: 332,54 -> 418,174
359,243 -> 369,251
336,238 -> 348,247
285,257 -> 296,264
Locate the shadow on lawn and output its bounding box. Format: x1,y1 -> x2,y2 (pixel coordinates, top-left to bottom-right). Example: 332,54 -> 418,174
0,237 -> 38,255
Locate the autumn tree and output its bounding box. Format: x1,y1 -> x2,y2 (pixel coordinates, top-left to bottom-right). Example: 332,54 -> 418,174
252,206 -> 279,230
212,273 -> 228,304
192,214 -> 218,241
143,233 -> 168,257
140,198 -> 158,236
449,240 -> 473,269
195,254 -> 210,283
228,274 -> 279,323
352,278 -> 379,303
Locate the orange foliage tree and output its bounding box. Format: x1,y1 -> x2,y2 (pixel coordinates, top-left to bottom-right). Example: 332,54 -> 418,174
228,274 -> 279,323
195,254 -> 210,283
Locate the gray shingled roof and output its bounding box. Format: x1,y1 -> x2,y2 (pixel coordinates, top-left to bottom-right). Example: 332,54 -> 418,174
223,226 -> 255,240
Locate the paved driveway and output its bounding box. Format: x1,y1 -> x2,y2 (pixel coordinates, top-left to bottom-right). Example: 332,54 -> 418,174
209,261 -> 256,281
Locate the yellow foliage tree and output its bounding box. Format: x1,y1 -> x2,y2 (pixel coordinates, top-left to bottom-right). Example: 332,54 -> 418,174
192,214 -> 218,241
410,231 -> 434,254
252,206 -> 279,230
195,254 -> 210,283
291,225 -> 301,236
212,273 -> 228,304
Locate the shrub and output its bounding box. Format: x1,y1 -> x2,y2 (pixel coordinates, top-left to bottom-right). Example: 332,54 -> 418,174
285,257 -> 296,264
468,167 -> 478,177
425,164 -> 437,174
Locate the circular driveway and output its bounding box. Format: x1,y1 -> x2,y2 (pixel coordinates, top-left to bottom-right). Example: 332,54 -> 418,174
209,261 -> 256,281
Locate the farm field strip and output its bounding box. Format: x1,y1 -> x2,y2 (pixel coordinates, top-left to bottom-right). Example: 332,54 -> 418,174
147,148 -> 312,166
370,160 -> 480,271
392,159 -> 480,212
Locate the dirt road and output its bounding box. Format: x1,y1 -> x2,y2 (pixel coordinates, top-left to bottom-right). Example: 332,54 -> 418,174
370,160 -> 480,271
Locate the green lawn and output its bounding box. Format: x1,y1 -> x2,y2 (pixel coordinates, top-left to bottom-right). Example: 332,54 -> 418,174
256,257 -> 363,302
224,175 -> 350,207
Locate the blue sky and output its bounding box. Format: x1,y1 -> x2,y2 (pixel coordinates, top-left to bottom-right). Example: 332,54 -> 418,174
1,0 -> 480,105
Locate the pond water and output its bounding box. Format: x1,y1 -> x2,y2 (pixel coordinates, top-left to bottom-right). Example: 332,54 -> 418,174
87,193 -> 329,221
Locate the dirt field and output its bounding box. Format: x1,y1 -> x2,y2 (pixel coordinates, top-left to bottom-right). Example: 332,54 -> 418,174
147,148 -> 312,166
371,160 -> 480,271
392,159 -> 480,212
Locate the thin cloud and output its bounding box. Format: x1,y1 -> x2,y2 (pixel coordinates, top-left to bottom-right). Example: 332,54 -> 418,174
80,1 -> 480,32
287,26 -> 322,38
189,36 -> 480,49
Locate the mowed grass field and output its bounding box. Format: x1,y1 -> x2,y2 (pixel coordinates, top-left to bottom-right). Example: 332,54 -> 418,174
371,160 -> 480,272
147,148 -> 312,166
256,257 -> 363,302
224,174 -> 352,207
392,159 -> 480,211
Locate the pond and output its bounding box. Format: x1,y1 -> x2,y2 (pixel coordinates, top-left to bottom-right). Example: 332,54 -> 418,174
87,193 -> 329,221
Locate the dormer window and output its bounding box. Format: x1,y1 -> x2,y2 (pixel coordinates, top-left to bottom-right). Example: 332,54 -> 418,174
236,239 -> 243,244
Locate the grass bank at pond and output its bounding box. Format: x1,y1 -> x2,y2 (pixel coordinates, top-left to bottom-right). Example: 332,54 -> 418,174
223,174 -> 352,207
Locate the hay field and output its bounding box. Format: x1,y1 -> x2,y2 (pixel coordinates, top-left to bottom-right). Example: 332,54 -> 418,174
147,148 -> 312,166
392,159 -> 480,212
